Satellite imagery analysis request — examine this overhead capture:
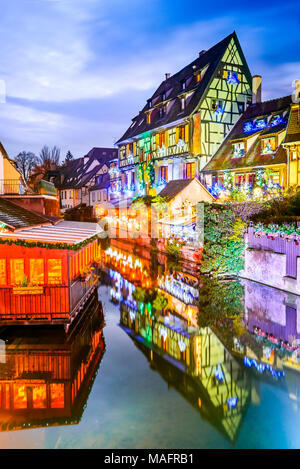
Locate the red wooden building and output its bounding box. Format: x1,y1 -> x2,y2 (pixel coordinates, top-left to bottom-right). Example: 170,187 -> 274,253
0,220 -> 102,327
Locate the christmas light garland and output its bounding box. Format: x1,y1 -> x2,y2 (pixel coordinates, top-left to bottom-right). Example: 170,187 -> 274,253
0,234 -> 99,251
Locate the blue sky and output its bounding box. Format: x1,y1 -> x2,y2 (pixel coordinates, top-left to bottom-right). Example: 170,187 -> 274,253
0,0 -> 299,159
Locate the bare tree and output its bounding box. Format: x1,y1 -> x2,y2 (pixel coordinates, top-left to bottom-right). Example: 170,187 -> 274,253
14,151 -> 38,181
33,145 -> 61,174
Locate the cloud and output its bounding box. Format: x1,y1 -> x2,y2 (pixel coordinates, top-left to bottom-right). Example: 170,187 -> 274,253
0,0 -> 298,157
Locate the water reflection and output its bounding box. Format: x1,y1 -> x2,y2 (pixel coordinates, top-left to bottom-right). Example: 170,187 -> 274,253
104,242 -> 300,445
0,293 -> 105,432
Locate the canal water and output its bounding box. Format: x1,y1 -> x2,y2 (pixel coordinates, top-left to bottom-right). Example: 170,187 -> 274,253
0,242 -> 300,449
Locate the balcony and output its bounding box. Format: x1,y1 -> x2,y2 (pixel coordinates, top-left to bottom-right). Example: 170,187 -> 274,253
0,273 -> 99,326
0,179 -> 26,195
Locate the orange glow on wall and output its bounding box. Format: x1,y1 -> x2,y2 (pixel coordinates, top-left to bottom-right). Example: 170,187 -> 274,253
48,259 -> 62,284
0,260 -> 6,285
30,259 -> 44,285
10,259 -> 25,285
50,383 -> 65,408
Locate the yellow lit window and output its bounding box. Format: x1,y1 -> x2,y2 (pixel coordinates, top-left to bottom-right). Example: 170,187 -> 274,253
291,150 -> 297,161
30,259 -> 44,285
50,383 -> 65,408
32,385 -> 47,409
14,384 -> 27,409
186,162 -> 195,179
196,73 -> 201,83
10,259 -> 25,285
48,259 -> 62,285
147,113 -> 151,124
0,260 -> 6,285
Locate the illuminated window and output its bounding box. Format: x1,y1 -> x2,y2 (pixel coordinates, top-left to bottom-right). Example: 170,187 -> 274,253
232,142 -> 245,158
186,163 -> 195,179
147,113 -> 151,125
158,133 -> 165,147
291,150 -> 297,161
0,260 -> 6,285
48,259 -> 62,285
50,383 -> 65,408
178,126 -> 185,141
159,166 -> 168,182
261,137 -> 276,154
30,259 -> 44,285
10,259 -> 25,285
196,73 -> 201,83
14,384 -> 27,409
32,385 -> 47,409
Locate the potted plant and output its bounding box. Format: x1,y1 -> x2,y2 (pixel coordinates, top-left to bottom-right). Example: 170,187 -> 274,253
13,275 -> 44,295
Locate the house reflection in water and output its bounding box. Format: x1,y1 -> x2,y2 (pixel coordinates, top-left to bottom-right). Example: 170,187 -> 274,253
104,244 -> 300,443
0,293 -> 105,432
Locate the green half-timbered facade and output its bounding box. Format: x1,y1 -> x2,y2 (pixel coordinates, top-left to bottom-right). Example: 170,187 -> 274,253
115,32 -> 252,197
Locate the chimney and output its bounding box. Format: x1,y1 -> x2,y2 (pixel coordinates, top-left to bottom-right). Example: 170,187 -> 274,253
165,73 -> 170,80
293,79 -> 300,103
199,50 -> 206,57
252,75 -> 262,104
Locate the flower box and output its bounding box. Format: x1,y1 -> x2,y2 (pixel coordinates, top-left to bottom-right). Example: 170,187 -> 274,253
13,286 -> 44,295
79,273 -> 92,282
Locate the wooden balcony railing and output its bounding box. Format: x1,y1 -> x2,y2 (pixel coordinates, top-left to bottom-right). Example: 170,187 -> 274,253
0,179 -> 25,195
0,274 -> 99,324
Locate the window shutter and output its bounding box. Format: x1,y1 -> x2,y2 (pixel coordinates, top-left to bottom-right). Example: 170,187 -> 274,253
165,131 -> 169,147
185,124 -> 189,142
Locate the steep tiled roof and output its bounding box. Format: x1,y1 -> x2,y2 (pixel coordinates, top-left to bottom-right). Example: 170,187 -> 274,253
89,173 -> 110,192
54,147 -> 117,189
117,32 -> 251,144
284,105 -> 300,144
203,96 -> 292,172
0,198 -> 51,231
158,179 -> 193,200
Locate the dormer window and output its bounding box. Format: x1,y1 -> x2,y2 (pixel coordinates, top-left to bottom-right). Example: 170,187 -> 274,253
261,137 -> 276,154
255,118 -> 267,130
238,102 -> 245,114
196,73 -> 201,83
232,142 -> 245,158
270,114 -> 284,127
181,97 -> 186,111
147,112 -> 151,124
162,92 -> 166,102
147,99 -> 152,110
181,80 -> 186,91
159,105 -> 166,118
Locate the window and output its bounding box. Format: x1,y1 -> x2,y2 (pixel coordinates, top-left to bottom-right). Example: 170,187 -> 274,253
30,259 -> 44,285
98,192 -> 101,201
169,129 -> 176,146
48,259 -> 62,285
261,137 -> 276,154
50,383 -> 64,409
0,260 -> 6,285
186,163 -> 195,179
92,192 -> 96,202
158,132 -> 165,147
159,106 -> 166,118
147,99 -> 152,109
196,73 -> 201,83
159,166 -> 168,182
147,113 -> 151,124
291,150 -> 297,161
178,126 -> 185,141
181,97 -> 186,110
232,142 -> 245,158
238,102 -> 245,114
10,259 -> 24,285
162,92 -> 166,101
32,385 -> 47,409
181,80 -> 186,91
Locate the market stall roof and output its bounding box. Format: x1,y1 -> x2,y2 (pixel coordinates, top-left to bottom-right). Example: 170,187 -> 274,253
0,220 -> 103,246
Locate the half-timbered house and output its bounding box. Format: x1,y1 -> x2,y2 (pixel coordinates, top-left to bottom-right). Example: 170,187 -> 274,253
116,32 -> 252,197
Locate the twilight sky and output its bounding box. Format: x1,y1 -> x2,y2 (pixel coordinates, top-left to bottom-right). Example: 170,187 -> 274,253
0,0 -> 299,160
